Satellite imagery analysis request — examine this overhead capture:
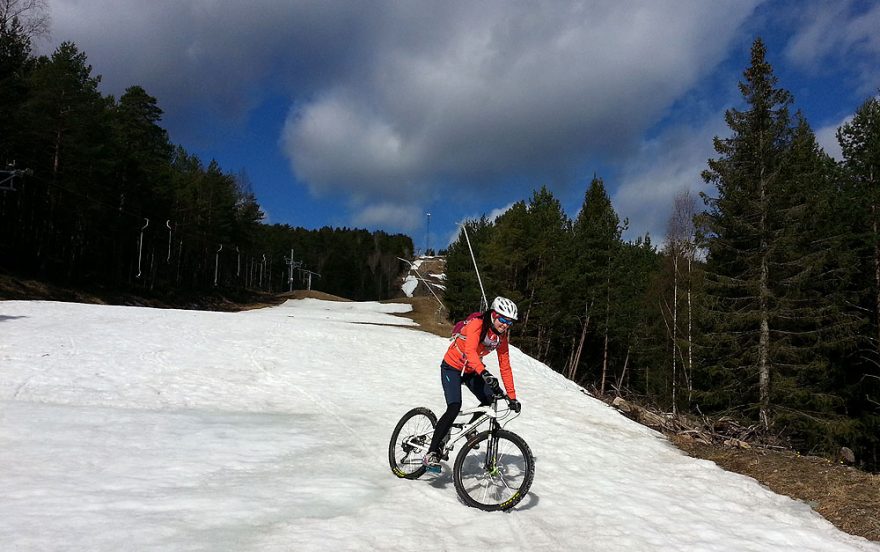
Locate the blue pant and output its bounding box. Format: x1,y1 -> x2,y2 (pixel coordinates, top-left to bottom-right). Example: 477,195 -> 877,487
440,362 -> 494,405
428,361 -> 493,454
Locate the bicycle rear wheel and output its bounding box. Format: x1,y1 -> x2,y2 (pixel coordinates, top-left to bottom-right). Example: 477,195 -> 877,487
389,407 -> 437,479
453,429 -> 534,511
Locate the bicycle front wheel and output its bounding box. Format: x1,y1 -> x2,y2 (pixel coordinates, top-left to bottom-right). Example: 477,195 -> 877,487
453,429 -> 535,511
389,407 -> 437,479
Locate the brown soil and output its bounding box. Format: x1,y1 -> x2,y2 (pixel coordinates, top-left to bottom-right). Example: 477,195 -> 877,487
392,256 -> 448,301
278,289 -> 352,302
0,272 -> 287,312
383,295 -> 452,337
670,435 -> 880,541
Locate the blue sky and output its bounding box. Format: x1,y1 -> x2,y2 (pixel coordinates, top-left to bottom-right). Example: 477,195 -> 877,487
41,0 -> 880,250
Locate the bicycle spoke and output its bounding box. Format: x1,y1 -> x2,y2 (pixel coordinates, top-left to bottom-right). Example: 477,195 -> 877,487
479,476 -> 492,504
389,407 -> 437,479
453,429 -> 534,511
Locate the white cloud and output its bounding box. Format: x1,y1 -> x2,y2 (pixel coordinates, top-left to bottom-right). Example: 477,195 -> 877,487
445,227 -> 464,248
282,92 -> 422,201
282,1 -> 761,209
351,203 -> 423,232
614,113 -> 729,243
45,1 -> 371,122
486,203 -> 515,222
814,116 -> 849,161
785,1 -> 880,95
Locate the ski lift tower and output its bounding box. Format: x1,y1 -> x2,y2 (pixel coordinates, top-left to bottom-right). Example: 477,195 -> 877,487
0,163 -> 32,192
425,212 -> 431,256
284,248 -> 302,292
298,268 -> 321,291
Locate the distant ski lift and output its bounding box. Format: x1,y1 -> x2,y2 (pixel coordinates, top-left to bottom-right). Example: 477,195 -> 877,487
298,268 -> 321,291
0,166 -> 32,191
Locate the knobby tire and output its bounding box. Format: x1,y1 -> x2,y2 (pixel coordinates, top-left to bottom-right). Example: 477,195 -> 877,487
452,428 -> 535,511
388,407 -> 437,480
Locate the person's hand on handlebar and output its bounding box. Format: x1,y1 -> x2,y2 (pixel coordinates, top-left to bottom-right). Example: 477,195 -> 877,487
480,370 -> 503,398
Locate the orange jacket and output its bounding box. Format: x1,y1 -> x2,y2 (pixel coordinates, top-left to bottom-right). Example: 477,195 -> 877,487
443,318 -> 517,400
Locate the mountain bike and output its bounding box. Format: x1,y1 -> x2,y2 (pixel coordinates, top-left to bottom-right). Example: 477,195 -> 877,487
388,394 -> 535,511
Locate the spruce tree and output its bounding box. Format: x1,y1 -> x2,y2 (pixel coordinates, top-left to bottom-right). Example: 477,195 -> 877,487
569,176 -> 622,390
700,39 -> 794,429
0,13 -> 34,164
771,115 -> 857,447
838,95 -> 880,358
490,186 -> 570,365
838,94 -> 880,468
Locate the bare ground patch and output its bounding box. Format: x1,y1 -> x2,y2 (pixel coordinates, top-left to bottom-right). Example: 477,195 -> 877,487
0,272 -> 285,312
278,289 -> 352,302
670,435 -> 880,541
383,295 -> 451,337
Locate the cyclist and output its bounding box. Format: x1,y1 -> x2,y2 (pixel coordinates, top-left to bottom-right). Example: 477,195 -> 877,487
423,296 -> 522,471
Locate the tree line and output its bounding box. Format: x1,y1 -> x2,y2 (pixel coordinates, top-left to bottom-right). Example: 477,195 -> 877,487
0,9 -> 413,301
445,40 -> 880,471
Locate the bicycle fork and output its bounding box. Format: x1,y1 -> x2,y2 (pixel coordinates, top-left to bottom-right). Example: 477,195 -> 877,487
484,421 -> 500,476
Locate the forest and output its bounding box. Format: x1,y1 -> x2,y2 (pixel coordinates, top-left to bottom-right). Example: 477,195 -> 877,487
444,41 -> 880,471
0,10 -> 413,302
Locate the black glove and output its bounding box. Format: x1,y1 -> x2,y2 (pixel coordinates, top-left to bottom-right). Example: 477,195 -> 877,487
480,370 -> 503,397
507,398 -> 521,413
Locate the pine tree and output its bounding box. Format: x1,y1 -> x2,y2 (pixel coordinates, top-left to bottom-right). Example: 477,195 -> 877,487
20,42 -> 111,279
611,235 -> 661,397
769,115 -> 858,448
838,94 -> 880,468
701,39 -> 853,440
568,176 -> 623,390
700,39 -> 794,429
0,12 -> 34,163
482,189 -> 564,352
838,95 -> 880,359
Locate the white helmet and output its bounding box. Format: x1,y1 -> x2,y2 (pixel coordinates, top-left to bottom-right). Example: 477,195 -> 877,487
491,296 -> 518,321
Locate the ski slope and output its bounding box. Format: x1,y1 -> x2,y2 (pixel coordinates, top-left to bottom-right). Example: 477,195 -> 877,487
1,299 -> 877,551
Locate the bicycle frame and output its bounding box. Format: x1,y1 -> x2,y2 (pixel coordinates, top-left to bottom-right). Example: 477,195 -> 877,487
403,397 -> 519,458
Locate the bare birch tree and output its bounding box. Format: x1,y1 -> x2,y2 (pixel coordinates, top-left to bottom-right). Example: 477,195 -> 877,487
665,188 -> 699,412
0,0 -> 50,38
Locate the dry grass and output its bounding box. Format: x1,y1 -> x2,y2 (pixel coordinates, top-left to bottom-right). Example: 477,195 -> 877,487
278,289 -> 352,302
670,435 -> 880,541
383,295 -> 452,337
0,272 -> 288,312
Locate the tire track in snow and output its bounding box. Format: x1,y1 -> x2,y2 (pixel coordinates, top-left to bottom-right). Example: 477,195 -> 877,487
240,320 -> 370,452
11,375 -> 35,400
12,336 -> 78,400
289,379 -> 373,455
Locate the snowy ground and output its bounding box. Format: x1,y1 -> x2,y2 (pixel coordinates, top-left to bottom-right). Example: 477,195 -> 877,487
1,299 -> 878,551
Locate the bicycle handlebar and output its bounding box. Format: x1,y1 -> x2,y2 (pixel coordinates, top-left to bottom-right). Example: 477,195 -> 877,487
491,394 -> 522,423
